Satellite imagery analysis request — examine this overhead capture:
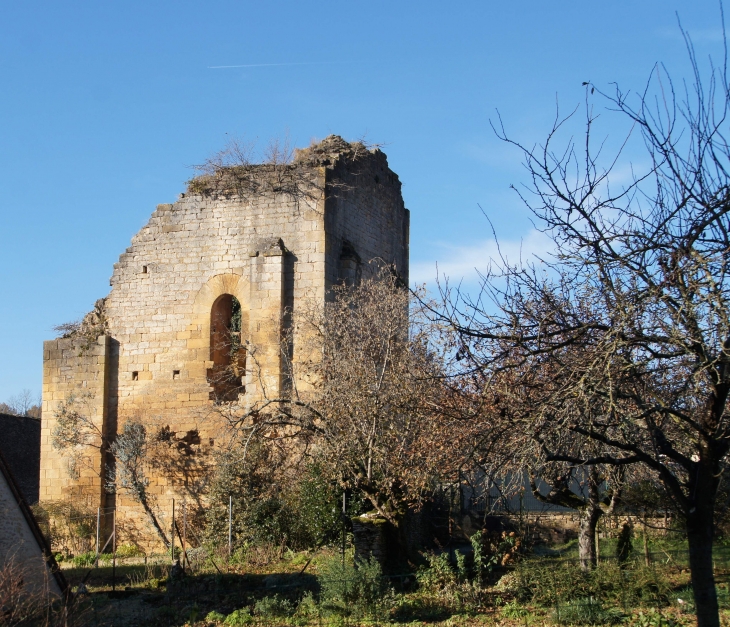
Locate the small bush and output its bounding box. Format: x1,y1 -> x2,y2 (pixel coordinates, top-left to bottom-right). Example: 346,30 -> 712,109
224,608 -> 252,626
187,605 -> 201,623
115,542 -> 144,558
206,610 -> 226,623
511,558 -> 672,608
416,550 -> 496,613
553,597 -> 623,625
455,550 -> 468,582
289,551 -> 309,566
494,571 -> 519,592
318,554 -> 386,615
292,464 -> 344,547
254,594 -> 293,617
501,599 -> 530,620
186,546 -> 209,570
229,540 -> 281,568
718,584 -> 730,609
472,530 -> 521,582
629,609 -> 681,627
417,552 -> 456,592
71,551 -> 97,567
294,591 -> 318,620
145,576 -> 167,590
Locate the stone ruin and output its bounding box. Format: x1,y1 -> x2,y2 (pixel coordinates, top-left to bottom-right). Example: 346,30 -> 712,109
39,136 -> 410,545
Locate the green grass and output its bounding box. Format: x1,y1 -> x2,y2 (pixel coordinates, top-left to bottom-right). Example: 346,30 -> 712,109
51,543 -> 730,626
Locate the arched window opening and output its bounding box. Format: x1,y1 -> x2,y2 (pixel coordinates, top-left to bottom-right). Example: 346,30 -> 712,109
338,241 -> 361,287
207,294 -> 247,402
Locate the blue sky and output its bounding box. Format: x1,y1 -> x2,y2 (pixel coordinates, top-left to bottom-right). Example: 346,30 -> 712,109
0,0 -> 724,401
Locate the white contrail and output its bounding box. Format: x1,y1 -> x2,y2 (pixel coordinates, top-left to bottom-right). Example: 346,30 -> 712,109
208,62 -> 336,69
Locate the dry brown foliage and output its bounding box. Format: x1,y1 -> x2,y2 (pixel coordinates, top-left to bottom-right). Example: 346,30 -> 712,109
436,27 -> 730,626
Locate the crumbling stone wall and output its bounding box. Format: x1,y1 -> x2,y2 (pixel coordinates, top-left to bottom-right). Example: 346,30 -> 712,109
40,136 -> 410,545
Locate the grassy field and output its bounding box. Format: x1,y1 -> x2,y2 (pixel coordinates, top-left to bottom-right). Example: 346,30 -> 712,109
51,539 -> 730,627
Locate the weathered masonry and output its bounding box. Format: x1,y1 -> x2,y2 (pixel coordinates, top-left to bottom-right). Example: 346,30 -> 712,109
40,137 -> 409,537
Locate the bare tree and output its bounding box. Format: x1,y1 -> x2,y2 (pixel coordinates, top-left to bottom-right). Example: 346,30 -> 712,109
288,268 -> 483,553
209,268 -> 473,556
297,272 -> 444,524
0,389 -> 41,417
50,392 -> 105,480
53,298 -> 108,354
107,421 -> 170,547
51,395 -> 169,547
436,22 -> 730,627
466,357 -> 626,570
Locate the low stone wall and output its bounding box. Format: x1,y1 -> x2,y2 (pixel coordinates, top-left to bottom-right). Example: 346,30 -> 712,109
351,515 -> 390,567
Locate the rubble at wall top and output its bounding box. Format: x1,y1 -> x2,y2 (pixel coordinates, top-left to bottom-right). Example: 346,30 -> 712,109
186,134 -> 393,199
293,135 -> 385,168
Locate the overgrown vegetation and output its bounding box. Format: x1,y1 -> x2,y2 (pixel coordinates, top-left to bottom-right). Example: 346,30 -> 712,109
429,11 -> 730,626
33,500 -> 97,558
53,298 -> 108,353
204,442 -> 349,553
45,534 -> 730,627
185,134 -> 373,203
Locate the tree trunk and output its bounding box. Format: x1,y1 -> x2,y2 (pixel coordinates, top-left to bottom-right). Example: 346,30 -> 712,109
578,505 -> 601,571
139,496 -> 170,548
687,506 -> 719,627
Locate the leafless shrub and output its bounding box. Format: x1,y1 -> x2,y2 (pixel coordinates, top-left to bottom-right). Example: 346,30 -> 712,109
187,134 -> 374,204
191,136 -> 258,176
51,321 -> 81,338
188,134 -> 303,200
0,557 -> 73,627
50,392 -> 103,481
262,133 -> 294,166
53,298 -> 108,354
107,421 -> 170,548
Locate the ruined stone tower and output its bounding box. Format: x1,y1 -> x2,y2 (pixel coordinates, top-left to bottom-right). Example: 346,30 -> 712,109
40,136 -> 409,540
